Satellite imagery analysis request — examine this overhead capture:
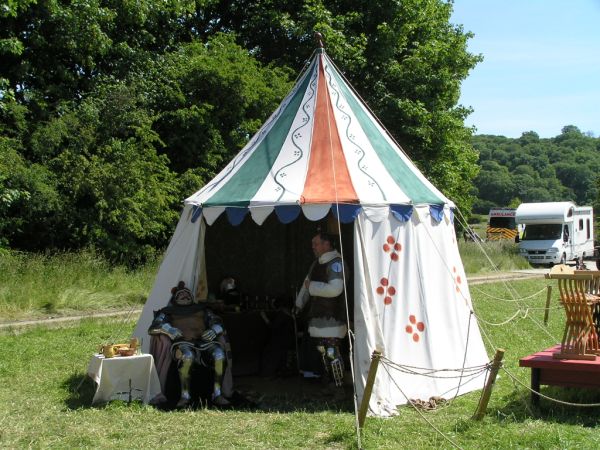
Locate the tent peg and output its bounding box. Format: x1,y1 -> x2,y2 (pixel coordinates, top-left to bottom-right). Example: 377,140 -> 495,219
472,348 -> 505,420
358,349 -> 382,428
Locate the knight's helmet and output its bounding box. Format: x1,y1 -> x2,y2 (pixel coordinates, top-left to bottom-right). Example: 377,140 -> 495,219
171,281 -> 194,306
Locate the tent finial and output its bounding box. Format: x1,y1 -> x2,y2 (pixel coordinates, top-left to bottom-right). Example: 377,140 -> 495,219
314,32 -> 324,49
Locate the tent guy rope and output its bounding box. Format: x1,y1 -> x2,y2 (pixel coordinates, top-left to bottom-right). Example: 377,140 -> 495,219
471,285 -> 547,302
381,363 -> 464,450
320,42 -> 362,448
454,208 -> 560,343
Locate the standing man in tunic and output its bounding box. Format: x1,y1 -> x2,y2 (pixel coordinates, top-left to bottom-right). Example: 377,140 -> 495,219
294,232 -> 348,387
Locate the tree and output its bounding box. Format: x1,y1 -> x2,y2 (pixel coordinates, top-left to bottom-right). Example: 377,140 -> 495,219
15,81 -> 182,263
1,0 -> 483,261
147,34 -> 292,174
0,138 -> 61,250
475,161 -> 514,206
189,0 -> 482,211
473,128 -> 600,209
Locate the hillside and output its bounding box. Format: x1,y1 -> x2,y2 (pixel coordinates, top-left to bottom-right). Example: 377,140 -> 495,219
472,126 -> 600,213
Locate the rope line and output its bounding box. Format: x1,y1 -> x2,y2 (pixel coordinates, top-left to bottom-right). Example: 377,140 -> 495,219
473,308 -> 530,327
321,50 -> 362,449
454,207 -> 561,345
451,311 -> 473,401
379,356 -> 489,377
501,366 -> 600,407
381,364 -> 464,449
471,285 -> 547,302
380,360 -> 488,381
105,304 -> 139,346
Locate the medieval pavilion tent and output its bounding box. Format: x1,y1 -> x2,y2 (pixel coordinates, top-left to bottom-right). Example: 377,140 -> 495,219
132,47 -> 489,417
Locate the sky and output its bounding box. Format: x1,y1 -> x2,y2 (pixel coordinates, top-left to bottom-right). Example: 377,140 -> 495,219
450,0 -> 600,138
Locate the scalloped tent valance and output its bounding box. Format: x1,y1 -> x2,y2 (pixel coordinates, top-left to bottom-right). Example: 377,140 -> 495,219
191,203 -> 452,226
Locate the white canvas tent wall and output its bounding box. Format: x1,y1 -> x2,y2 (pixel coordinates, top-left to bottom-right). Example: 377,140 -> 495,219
133,48 -> 489,417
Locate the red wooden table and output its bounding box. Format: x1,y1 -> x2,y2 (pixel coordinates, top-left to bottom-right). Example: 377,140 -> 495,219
519,345 -> 600,406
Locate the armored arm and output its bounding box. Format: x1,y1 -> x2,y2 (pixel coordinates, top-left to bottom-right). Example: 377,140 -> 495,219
148,311 -> 183,341
201,309 -> 225,342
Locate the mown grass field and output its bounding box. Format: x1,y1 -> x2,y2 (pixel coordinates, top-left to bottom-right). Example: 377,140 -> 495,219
1,249 -> 600,448
0,279 -> 600,449
0,240 -> 528,322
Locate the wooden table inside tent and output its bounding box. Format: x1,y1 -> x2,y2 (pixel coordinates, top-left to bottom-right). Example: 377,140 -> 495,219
545,266 -> 600,360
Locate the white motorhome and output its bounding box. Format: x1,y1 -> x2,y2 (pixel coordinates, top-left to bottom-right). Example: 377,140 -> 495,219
515,202 -> 594,265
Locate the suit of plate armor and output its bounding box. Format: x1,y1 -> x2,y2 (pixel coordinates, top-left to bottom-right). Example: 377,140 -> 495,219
148,283 -> 230,408
295,250 -> 347,387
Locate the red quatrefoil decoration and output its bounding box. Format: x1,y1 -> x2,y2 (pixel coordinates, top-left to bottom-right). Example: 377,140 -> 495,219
453,266 -> 462,293
383,235 -> 402,261
376,277 -> 396,305
405,315 -> 425,342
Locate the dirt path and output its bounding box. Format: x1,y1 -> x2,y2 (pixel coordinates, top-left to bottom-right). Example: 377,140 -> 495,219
0,308 -> 143,330
468,269 -> 546,285
0,270 -> 548,330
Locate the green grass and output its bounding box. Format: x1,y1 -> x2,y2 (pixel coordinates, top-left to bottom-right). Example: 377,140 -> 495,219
0,250 -> 159,320
459,240 -> 531,274
0,243 -> 530,322
2,278 -> 600,448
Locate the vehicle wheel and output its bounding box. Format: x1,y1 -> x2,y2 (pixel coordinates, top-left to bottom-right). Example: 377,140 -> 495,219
560,253 -> 566,265
596,259 -> 600,270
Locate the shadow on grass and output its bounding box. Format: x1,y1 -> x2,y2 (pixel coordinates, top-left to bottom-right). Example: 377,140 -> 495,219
62,372 -> 97,410
61,371 -> 355,414
233,375 -> 355,413
494,386 -> 600,427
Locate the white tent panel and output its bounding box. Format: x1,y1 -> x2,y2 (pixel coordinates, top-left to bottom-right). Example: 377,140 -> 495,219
353,208 -> 488,416
133,205 -> 204,353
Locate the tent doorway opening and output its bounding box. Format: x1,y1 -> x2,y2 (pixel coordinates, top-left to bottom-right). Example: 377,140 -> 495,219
203,212 -> 355,409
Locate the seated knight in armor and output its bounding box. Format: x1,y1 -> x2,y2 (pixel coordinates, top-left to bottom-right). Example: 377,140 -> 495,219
294,232 -> 348,388
148,281 -> 231,408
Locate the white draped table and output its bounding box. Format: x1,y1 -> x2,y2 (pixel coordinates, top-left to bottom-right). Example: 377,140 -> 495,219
87,353 -> 162,405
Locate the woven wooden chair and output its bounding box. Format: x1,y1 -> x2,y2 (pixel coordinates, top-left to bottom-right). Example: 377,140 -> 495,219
548,268 -> 600,360
575,269 -> 600,340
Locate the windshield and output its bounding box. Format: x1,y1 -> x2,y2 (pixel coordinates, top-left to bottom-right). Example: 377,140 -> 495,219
489,217 -> 515,228
521,224 -> 562,241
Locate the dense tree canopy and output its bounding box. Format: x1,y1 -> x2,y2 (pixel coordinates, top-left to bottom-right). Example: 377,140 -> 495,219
195,0 -> 481,208
472,127 -> 600,214
1,0 -> 481,263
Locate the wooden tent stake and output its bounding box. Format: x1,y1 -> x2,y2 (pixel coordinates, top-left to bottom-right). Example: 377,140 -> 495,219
544,285 -> 552,325
473,348 -> 505,420
358,350 -> 382,428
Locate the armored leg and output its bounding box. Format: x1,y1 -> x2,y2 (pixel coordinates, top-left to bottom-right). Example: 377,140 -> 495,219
175,344 -> 195,408
317,339 -> 344,387
316,345 -> 330,378
210,345 -> 230,406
